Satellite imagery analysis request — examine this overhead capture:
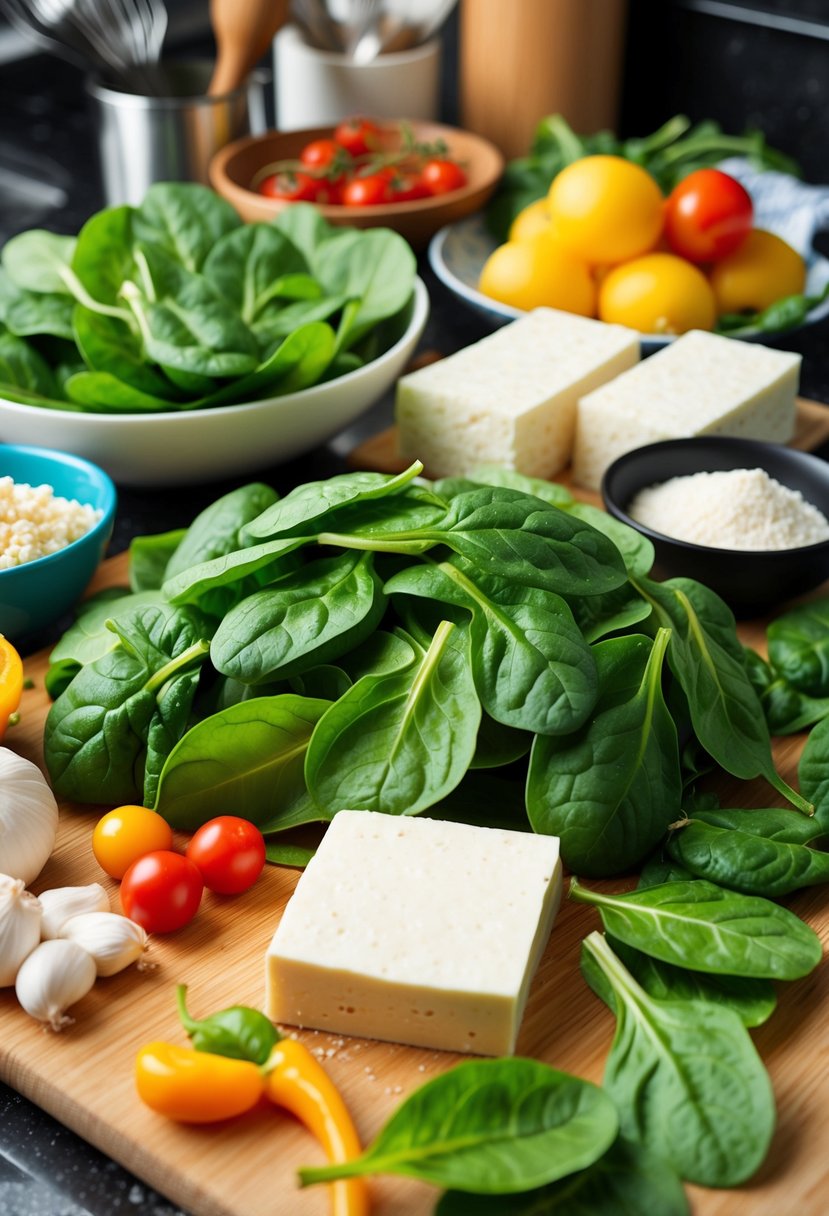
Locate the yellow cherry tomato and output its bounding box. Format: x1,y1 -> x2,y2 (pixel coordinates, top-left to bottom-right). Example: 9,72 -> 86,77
93,804 -> 174,879
136,1042 -> 264,1122
599,253 -> 717,335
479,233 -> 596,315
0,636 -> 23,741
547,155 -> 664,264
509,198 -> 554,242
709,228 -> 806,315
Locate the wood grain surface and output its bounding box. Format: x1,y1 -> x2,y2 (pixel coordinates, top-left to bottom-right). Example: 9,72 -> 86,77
2,506 -> 829,1216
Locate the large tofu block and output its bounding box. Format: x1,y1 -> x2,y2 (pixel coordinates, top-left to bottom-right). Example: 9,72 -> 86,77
266,811 -> 562,1055
396,308 -> 639,479
572,329 -> 801,490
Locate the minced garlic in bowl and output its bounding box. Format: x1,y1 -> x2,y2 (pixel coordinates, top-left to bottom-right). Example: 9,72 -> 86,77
0,477 -> 102,569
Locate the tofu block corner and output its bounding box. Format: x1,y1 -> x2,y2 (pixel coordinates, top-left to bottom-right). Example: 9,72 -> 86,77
265,811 -> 563,1056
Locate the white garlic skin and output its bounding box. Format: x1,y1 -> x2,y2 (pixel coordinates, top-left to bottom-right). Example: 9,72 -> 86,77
39,883 -> 109,940
0,873 -> 42,986
0,749 -> 59,886
60,912 -> 148,977
15,939 -> 97,1031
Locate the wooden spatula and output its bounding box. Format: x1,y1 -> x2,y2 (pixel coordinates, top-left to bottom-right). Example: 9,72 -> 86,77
208,0 -> 290,96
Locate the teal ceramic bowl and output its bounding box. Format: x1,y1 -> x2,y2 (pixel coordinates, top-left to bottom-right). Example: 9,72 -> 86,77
0,445 -> 116,642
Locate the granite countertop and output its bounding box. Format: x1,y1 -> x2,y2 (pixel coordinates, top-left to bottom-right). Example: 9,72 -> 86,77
2,44 -> 829,1216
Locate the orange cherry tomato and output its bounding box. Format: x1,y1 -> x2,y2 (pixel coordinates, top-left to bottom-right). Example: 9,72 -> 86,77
93,805 -> 173,880
709,228 -> 807,315
547,155 -> 664,264
0,636 -> 23,740
479,233 -> 596,315
599,252 -> 717,334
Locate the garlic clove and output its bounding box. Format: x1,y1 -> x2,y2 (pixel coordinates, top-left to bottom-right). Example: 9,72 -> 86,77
0,748 -> 59,886
60,912 -> 149,977
15,939 -> 96,1031
39,883 -> 109,940
0,873 -> 42,987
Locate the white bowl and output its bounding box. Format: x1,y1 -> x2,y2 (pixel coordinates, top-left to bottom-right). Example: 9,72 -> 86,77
0,278 -> 429,487
429,214 -> 829,355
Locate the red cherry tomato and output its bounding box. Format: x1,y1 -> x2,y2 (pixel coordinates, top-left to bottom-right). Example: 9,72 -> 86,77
663,168 -> 753,263
120,851 -> 203,933
421,159 -> 468,196
258,171 -> 323,202
334,116 -> 382,158
186,817 -> 266,896
299,138 -> 343,170
387,172 -> 431,203
341,171 -> 393,206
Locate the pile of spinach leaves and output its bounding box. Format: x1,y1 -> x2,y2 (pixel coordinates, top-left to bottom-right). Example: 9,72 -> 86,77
44,461 -> 812,863
0,187 -> 416,413
43,462 -> 829,1205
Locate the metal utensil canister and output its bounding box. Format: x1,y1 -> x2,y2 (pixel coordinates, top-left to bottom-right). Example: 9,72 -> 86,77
87,60 -> 268,206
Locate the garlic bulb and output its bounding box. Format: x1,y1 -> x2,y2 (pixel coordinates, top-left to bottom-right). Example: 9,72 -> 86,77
0,873 -> 41,986
60,912 -> 148,977
0,749 -> 59,885
15,939 -> 96,1030
39,883 -> 109,940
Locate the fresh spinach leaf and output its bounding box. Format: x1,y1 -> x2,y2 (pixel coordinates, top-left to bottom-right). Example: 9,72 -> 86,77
0,268 -> 75,339
153,694 -> 331,831
44,603 -> 211,804
264,840 -> 316,868
470,714 -> 532,770
527,630 -> 680,876
468,466 -> 575,507
129,529 -> 187,592
299,1058 -> 618,1194
132,183 -> 240,273
165,482 -> 279,581
570,876 -> 822,980
562,502 -> 655,578
287,664 -> 352,701
667,816 -> 829,896
50,589 -> 166,667
582,932 -> 776,1028
202,223 -> 309,323
242,462 -> 427,541
637,856 -> 694,889
308,227 -> 416,349
768,598 -> 829,697
143,666 -> 202,807
325,486 -> 627,598
634,576 -> 812,815
566,580 -> 652,644
73,306 -> 176,399
64,370 -> 178,411
0,330 -> 60,398
385,556 -> 597,736
44,658 -> 82,700
210,551 -> 385,683
162,535 -> 313,606
581,932 -> 775,1187
305,621 -> 480,817
2,229 -> 77,294
71,205 -> 135,308
798,714 -> 829,831
435,1136 -> 690,1216
125,245 -> 259,379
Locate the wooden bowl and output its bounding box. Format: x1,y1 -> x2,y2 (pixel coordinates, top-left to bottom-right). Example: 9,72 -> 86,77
209,121 -> 504,250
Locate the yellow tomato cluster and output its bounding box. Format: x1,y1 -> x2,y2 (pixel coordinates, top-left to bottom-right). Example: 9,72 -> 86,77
479,156 -> 805,335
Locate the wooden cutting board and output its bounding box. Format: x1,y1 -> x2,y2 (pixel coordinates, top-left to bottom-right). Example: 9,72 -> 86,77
2,544 -> 829,1216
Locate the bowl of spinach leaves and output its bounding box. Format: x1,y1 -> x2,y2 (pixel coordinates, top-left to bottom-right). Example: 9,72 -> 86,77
0,186 -> 427,486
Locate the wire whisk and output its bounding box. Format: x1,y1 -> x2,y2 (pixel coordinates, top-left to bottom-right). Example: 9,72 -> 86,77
0,0 -> 167,77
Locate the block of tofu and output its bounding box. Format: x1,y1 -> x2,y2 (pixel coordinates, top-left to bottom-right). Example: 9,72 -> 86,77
266,811 -> 562,1055
572,329 -> 801,490
395,308 -> 639,478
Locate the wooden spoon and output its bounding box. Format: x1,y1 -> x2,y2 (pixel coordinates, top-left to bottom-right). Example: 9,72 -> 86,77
208,0 -> 290,96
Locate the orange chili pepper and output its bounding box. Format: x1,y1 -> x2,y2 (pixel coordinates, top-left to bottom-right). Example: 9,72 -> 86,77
265,1038 -> 369,1216
0,636 -> 23,741
135,1042 -> 265,1123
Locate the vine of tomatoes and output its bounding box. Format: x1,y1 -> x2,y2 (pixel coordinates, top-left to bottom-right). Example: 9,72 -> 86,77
254,117 -> 468,206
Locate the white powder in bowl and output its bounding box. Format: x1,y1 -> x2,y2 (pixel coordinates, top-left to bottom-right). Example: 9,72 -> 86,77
627,467 -> 829,551
0,477 -> 102,569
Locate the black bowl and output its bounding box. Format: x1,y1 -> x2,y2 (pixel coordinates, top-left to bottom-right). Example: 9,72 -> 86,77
601,437 -> 829,617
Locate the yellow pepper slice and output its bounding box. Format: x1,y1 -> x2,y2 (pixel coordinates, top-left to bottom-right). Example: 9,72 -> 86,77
0,636 -> 23,741
265,1038 -> 369,1216
135,1042 -> 265,1123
